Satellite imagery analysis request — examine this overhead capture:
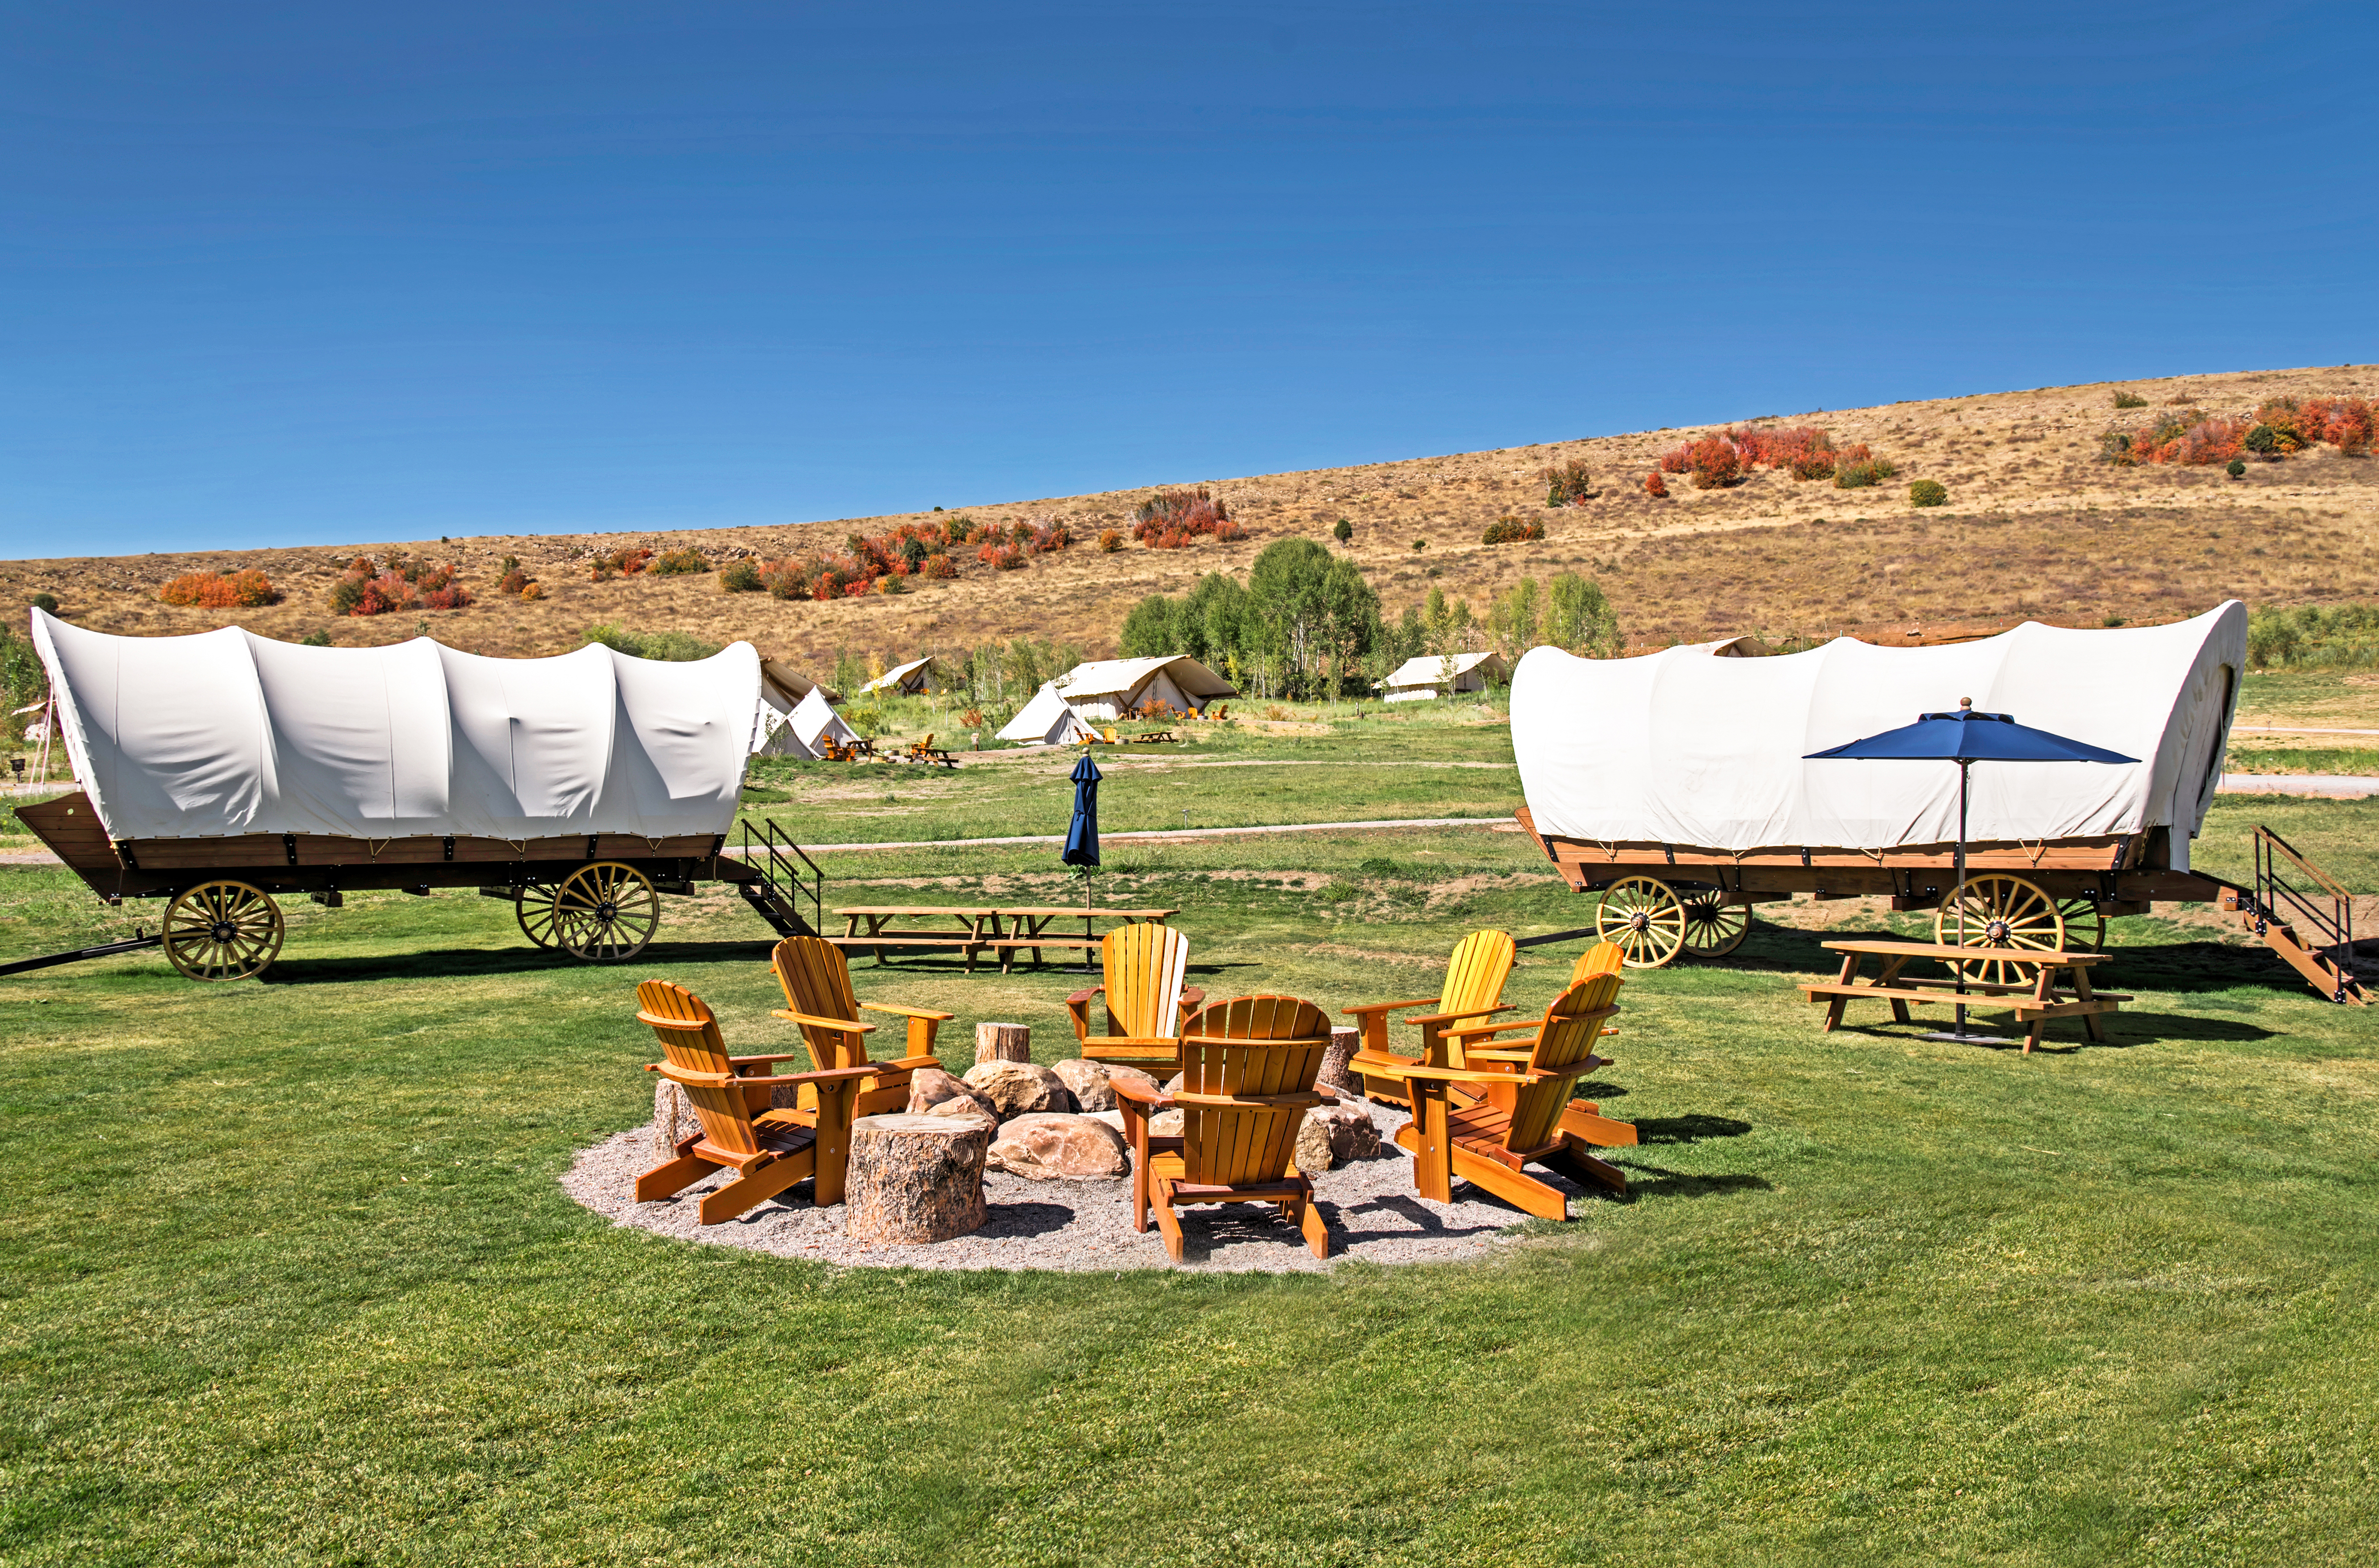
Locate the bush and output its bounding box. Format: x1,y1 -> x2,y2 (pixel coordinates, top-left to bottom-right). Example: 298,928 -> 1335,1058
1099,529 -> 1124,553
651,549 -> 710,576
2243,423 -> 2279,455
921,554 -> 957,579
1481,517 -> 1545,545
1908,479 -> 1948,508
1412,539 -> 1427,551
590,547 -> 653,580
1332,518 -> 1353,543
719,559 -> 764,593
1132,487 -> 1239,549
1685,437 -> 1739,490
1658,445 -> 1692,475
521,583 -> 545,601
161,569 -> 278,608
1643,472 -> 1668,498
1539,459 -> 1592,507
29,593 -> 57,614
2113,390 -> 2148,409
585,624 -> 721,661
1836,457 -> 1898,489
299,629 -> 332,647
2227,459 -> 2247,478
978,541 -> 1026,570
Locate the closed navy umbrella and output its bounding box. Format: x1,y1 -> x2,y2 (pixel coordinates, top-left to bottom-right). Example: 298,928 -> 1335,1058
1063,750 -> 1101,970
1806,698 -> 2136,1042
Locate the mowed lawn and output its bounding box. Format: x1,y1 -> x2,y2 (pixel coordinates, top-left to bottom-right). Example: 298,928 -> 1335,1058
1,727 -> 2375,1565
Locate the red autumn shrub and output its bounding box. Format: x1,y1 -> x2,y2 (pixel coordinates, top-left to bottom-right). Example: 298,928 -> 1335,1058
1644,472 -> 1669,498
1131,487 -> 1235,548
1480,517 -> 1545,544
978,542 -> 1027,570
1685,437 -> 1740,490
161,569 -> 278,608
353,572 -> 415,617
1658,445 -> 1692,475
921,553 -> 958,579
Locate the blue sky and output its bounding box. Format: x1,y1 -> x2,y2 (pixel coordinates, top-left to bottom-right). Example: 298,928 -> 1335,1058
2,1 -> 2369,556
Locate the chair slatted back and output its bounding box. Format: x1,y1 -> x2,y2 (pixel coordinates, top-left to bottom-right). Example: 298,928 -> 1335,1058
1101,923 -> 1190,1039
1176,996 -> 1333,1188
1504,973 -> 1625,1154
637,980 -> 760,1157
1569,941 -> 1626,985
770,936 -> 869,1069
1438,929 -> 1517,1038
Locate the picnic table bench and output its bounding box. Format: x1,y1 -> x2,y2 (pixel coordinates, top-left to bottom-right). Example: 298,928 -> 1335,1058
832,904 -> 1180,974
1800,939 -> 2128,1054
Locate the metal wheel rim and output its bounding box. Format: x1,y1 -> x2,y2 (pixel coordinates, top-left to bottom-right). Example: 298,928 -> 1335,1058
2054,896 -> 2107,954
1935,874 -> 2064,987
1678,895 -> 1752,959
163,880 -> 285,981
1594,876 -> 1687,969
551,862 -> 659,962
515,883 -> 561,949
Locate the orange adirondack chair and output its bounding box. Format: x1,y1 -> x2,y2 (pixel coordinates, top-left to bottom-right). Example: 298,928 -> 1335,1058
1111,996 -> 1337,1261
633,980 -> 879,1224
1344,929 -> 1518,1105
1384,971 -> 1629,1215
770,936 -> 954,1119
1066,922 -> 1206,1076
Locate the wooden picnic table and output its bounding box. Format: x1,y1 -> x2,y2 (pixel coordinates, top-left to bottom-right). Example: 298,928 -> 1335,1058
831,904 -> 1179,974
1800,938 -> 2127,1054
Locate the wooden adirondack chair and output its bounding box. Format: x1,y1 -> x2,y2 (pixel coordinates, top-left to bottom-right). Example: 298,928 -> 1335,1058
770,936 -> 954,1119
1066,922 -> 1206,1075
1344,929 -> 1518,1106
1111,996 -> 1336,1261
633,980 -> 879,1224
1384,971 -> 1629,1216
906,733 -> 935,761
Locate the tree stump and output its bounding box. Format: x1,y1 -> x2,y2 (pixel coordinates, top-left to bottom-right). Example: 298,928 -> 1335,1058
974,1021 -> 1030,1064
844,1114 -> 990,1245
1317,1026 -> 1362,1098
651,1078 -> 696,1160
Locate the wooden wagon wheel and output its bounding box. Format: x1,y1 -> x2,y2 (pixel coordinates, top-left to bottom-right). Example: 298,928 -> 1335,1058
162,880 -> 285,981
2055,895 -> 2107,953
515,882 -> 561,949
1934,874 -> 2065,987
1595,876 -> 1688,969
551,862 -> 660,962
1678,893 -> 1752,959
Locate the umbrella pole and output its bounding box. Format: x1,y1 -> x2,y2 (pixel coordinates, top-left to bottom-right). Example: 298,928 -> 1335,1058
1956,758 -> 1969,1037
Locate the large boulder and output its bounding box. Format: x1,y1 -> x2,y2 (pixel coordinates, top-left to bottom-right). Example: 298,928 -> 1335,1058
1295,1103 -> 1382,1173
963,1060 -> 1072,1118
986,1112 -> 1129,1181
1051,1058 -> 1116,1112
1150,1108 -> 1184,1138
1106,1064 -> 1160,1101
925,1093 -> 1000,1128
905,1065 -> 971,1112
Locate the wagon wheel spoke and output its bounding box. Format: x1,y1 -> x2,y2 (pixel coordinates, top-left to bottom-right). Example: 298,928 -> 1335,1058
1936,874 -> 2063,988
551,862 -> 659,962
162,879 -> 285,981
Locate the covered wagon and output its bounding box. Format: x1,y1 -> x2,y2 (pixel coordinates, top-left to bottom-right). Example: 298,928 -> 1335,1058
16,612 -> 820,980
1510,603 -> 2248,968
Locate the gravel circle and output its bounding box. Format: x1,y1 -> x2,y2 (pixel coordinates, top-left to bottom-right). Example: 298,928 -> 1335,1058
560,1098 -> 1596,1273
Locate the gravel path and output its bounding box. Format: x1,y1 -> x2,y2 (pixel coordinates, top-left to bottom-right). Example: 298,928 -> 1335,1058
560,1098 -> 1595,1273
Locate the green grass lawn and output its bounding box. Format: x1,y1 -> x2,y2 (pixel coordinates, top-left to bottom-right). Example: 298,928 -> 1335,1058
3,776 -> 2375,1563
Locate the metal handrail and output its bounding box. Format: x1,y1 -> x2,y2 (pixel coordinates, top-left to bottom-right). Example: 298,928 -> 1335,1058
740,817 -> 823,934
2251,826 -> 2355,991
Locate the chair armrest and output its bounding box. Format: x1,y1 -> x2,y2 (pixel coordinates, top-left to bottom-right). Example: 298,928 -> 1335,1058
1523,1058 -> 1606,1087
1441,1019 -> 1536,1043
875,1054 -> 945,1073
649,1062 -> 880,1088
723,1052 -> 810,1067
1110,1077 -> 1174,1108
1369,1063 -> 1485,1084
771,1009 -> 877,1034
1401,1004 -> 1519,1029
1341,997 -> 1440,1019
1177,986 -> 1207,1013
1066,985 -> 1105,1006
1171,1090 -> 1325,1110
1462,1047 -> 1538,1063
1082,1036 -> 1183,1050
859,1001 -> 957,1022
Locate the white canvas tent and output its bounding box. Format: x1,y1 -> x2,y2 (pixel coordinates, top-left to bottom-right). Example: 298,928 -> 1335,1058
756,686 -> 864,759
995,682 -> 1100,746
1047,656 -> 1236,723
858,656 -> 940,696
1383,650 -> 1511,702
29,610 -> 765,842
1511,602 -> 2245,870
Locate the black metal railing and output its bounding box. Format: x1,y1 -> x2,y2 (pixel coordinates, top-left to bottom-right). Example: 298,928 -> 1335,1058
739,817 -> 824,936
2251,824 -> 2358,1002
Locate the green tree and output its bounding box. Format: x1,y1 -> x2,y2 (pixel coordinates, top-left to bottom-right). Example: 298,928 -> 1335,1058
1488,578 -> 1542,662
1543,572 -> 1621,657
1119,595 -> 1173,659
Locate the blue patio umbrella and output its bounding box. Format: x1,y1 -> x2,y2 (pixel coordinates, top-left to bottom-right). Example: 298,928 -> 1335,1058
1063,749 -> 1101,970
1806,698 -> 2137,1042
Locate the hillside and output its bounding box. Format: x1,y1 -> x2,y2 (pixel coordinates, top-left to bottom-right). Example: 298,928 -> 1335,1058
7,364 -> 2377,672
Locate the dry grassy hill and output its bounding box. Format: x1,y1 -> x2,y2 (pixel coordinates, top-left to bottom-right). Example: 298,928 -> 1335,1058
8,363 -> 2377,669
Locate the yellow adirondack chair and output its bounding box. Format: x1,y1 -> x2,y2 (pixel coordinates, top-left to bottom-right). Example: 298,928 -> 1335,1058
1111,995 -> 1337,1261
1386,970 -> 1629,1216
1066,922 -> 1207,1076
632,980 -> 879,1224
1344,929 -> 1518,1105
769,936 -> 954,1120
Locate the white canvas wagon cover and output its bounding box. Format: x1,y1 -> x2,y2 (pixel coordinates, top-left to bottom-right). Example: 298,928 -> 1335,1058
1512,602 -> 2245,861
31,610 -> 764,843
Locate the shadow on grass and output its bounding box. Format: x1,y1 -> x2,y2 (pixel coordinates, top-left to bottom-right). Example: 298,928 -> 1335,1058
1611,1163 -> 1773,1202
259,939 -> 774,983
1633,1113 -> 1754,1145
